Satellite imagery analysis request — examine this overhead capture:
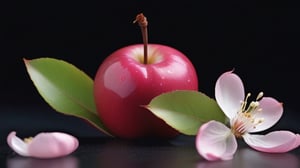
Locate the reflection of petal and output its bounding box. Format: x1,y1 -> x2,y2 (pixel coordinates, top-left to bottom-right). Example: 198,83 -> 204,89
7,156 -> 78,168
197,159 -> 233,168
238,148 -> 299,168
197,148 -> 299,168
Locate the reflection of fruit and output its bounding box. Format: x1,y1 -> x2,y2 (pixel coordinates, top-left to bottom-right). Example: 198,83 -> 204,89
93,13 -> 198,139
97,137 -> 197,167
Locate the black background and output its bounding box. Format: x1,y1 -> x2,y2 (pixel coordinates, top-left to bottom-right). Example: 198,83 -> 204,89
1,1 -> 300,140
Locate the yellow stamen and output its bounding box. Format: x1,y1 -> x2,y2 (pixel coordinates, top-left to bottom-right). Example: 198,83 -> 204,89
232,92 -> 265,138
241,93 -> 251,111
256,92 -> 264,101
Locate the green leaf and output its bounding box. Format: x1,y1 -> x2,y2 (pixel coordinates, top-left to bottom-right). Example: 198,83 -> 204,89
146,90 -> 227,136
24,57 -> 113,136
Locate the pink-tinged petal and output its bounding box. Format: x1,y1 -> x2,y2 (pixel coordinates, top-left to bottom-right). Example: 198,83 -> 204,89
28,132 -> 79,158
248,97 -> 283,133
7,131 -> 30,157
215,71 -> 245,120
196,120 -> 238,161
243,131 -> 300,153
7,131 -> 79,158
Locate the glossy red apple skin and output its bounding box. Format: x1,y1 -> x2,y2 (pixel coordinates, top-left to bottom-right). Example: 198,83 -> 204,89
94,44 -> 198,139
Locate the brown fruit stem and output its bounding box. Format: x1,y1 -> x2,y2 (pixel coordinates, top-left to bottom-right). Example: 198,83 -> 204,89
133,13 -> 148,64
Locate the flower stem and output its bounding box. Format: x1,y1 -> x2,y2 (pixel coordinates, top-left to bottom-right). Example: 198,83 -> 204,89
133,13 -> 148,64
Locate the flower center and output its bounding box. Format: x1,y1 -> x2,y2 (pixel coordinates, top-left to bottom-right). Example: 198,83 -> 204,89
231,92 -> 264,138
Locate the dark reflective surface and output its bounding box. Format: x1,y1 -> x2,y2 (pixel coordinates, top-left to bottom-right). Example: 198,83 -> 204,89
197,148 -> 299,168
6,156 -> 78,168
1,108 -> 299,168
2,135 -> 300,168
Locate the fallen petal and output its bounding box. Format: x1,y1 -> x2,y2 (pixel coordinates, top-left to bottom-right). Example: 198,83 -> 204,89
243,131 -> 300,153
7,131 -> 79,158
196,120 -> 237,161
7,131 -> 30,157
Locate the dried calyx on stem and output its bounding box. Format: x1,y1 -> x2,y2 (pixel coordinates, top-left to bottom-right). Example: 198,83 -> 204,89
133,13 -> 148,64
